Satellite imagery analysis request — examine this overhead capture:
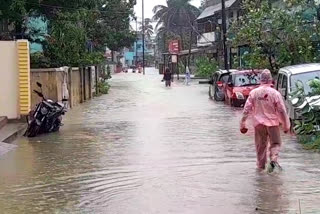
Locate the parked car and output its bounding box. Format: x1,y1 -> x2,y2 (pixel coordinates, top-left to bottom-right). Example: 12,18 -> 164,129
276,63 -> 320,121
224,70 -> 263,107
208,69 -> 237,101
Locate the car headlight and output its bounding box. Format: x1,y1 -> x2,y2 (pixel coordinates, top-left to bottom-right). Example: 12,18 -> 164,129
235,92 -> 245,99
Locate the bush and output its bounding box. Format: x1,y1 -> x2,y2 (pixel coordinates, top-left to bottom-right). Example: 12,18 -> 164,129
97,81 -> 110,95
195,57 -> 219,79
298,135 -> 320,151
291,79 -> 320,151
30,52 -> 51,68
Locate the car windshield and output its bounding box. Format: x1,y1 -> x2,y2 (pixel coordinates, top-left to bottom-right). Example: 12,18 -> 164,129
291,70 -> 320,95
234,73 -> 260,87
220,74 -> 229,83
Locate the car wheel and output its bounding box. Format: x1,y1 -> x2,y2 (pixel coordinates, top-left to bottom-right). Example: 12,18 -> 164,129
214,90 -> 224,102
230,99 -> 235,107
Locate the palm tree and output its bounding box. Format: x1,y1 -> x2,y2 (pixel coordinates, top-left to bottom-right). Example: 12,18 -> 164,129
139,18 -> 154,41
152,0 -> 200,49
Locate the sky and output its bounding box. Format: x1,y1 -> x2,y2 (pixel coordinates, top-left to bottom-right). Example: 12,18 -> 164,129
133,0 -> 201,30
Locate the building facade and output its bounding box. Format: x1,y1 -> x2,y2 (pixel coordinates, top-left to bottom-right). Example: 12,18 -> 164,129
124,39 -> 154,67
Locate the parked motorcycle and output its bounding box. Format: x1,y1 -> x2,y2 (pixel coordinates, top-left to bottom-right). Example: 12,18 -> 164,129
24,82 -> 68,137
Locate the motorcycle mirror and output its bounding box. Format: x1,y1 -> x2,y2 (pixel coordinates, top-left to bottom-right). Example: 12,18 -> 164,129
37,82 -> 42,88
62,98 -> 68,102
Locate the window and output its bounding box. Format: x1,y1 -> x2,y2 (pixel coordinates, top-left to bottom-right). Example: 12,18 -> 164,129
282,75 -> 288,99
291,70 -> 320,95
212,73 -> 218,84
234,73 -> 260,87
228,75 -> 233,84
276,74 -> 283,90
220,74 -> 230,83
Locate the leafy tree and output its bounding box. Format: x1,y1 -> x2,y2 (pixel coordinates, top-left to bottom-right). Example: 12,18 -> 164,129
139,18 -> 154,41
153,0 -> 200,50
231,0 -> 320,73
1,0 -> 136,67
195,57 -> 219,78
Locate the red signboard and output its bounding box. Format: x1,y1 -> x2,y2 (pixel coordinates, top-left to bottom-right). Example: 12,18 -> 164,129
169,40 -> 180,54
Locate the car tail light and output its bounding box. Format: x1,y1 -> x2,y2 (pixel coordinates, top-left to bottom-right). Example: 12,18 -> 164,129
217,81 -> 223,87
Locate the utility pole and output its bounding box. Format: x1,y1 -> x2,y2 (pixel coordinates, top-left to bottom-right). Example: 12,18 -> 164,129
142,0 -> 145,75
221,0 -> 229,70
188,22 -> 193,68
135,17 -> 138,67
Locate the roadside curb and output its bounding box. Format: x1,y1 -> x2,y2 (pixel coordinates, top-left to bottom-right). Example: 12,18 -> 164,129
0,123 -> 27,144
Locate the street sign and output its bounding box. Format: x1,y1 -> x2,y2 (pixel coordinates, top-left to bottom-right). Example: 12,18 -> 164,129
171,55 -> 178,63
169,40 -> 180,54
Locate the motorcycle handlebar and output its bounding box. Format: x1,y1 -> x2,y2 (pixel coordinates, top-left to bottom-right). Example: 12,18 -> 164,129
33,90 -> 44,98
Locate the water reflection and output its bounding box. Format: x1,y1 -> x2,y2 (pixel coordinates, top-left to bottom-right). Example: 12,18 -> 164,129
254,173 -> 289,214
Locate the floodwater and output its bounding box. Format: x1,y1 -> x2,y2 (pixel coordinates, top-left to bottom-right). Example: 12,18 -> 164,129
0,68 -> 320,214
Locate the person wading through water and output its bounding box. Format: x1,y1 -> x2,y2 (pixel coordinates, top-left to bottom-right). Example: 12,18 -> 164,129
240,69 -> 290,173
163,68 -> 173,87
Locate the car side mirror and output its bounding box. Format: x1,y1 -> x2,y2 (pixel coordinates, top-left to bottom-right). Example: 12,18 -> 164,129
37,82 -> 42,88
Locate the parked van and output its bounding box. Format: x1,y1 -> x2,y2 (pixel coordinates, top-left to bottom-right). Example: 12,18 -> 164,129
276,63 -> 320,121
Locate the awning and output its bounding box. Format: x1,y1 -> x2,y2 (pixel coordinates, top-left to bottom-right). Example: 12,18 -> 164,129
197,0 -> 238,20
179,48 -> 201,56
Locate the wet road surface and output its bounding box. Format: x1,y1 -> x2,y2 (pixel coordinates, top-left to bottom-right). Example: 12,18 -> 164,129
1,68 -> 320,214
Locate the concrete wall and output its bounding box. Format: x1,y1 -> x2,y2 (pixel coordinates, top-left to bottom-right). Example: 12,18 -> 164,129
31,66 -> 100,109
0,41 -> 19,119
30,68 -> 60,109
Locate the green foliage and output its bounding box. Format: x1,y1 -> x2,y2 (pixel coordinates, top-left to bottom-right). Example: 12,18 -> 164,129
139,18 -> 154,41
231,0 -> 320,72
30,52 -> 51,68
1,0 -> 136,67
291,79 -> 320,151
297,135 -> 320,151
195,57 -> 219,78
178,61 -> 186,74
97,81 -> 110,95
153,0 -> 200,50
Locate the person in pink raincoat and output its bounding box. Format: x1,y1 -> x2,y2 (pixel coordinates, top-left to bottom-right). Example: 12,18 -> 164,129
240,69 -> 290,172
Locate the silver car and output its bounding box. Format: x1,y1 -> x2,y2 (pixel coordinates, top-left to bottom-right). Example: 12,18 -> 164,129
276,63 -> 320,121
209,69 -> 238,101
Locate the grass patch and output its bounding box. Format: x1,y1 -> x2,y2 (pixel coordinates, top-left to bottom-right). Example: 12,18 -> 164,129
298,135 -> 320,151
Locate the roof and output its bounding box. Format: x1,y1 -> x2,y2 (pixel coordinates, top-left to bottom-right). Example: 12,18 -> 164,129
280,63 -> 320,75
178,48 -> 201,56
197,0 -> 238,20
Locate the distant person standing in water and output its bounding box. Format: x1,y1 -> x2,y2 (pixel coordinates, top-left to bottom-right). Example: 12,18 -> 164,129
163,68 -> 172,87
185,66 -> 191,85
240,69 -> 290,173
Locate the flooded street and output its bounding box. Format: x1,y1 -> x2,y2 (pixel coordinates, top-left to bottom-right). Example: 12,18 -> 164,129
1,68 -> 320,214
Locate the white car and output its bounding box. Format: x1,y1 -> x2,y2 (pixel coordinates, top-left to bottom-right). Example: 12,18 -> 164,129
276,63 -> 320,121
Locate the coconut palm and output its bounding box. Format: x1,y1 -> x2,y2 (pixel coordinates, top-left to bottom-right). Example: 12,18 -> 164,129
139,18 -> 154,41
152,0 -> 200,49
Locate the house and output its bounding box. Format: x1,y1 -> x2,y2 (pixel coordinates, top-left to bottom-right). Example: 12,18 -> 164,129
196,0 -> 241,68
124,37 -> 154,67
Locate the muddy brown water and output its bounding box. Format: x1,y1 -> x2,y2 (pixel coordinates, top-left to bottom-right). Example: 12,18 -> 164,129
0,68 -> 320,214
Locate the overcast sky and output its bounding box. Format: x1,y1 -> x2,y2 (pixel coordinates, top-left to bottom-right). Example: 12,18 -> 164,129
133,0 -> 201,28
